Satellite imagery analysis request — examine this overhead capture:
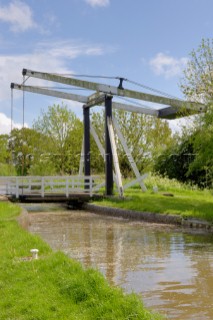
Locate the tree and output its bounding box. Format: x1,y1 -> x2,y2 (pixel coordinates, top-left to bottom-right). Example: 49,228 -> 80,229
0,135 -> 9,164
33,103 -> 83,175
186,110 -> 213,187
179,38 -> 213,187
91,109 -> 173,177
180,38 -> 213,104
8,128 -> 49,175
154,134 -> 207,187
0,134 -> 16,176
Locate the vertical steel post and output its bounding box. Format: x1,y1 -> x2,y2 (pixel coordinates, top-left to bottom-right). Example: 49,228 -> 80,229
105,95 -> 113,195
83,106 -> 90,189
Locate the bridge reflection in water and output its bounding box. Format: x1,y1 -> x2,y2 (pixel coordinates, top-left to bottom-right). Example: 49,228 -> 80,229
27,205 -> 213,320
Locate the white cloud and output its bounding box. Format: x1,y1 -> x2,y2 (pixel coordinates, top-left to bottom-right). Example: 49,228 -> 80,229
37,40 -> 105,58
0,53 -> 67,102
0,40 -> 107,102
0,0 -> 36,32
149,53 -> 188,78
0,112 -> 24,134
85,0 -> 110,7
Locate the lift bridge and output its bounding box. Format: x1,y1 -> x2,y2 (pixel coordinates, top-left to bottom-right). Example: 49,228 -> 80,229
8,68 -> 205,201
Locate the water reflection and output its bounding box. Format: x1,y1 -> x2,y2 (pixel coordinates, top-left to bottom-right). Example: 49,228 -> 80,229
27,204 -> 213,320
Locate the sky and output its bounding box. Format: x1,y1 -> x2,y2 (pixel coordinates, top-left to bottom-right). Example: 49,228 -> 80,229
0,0 -> 213,134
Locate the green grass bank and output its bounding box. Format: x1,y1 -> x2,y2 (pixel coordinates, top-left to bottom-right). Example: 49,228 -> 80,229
94,176 -> 213,223
0,201 -> 162,320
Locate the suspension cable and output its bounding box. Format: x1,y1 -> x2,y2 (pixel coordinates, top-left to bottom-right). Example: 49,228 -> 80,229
19,72 -> 182,101
117,96 -> 157,110
53,73 -> 182,100
22,75 -> 30,85
125,79 -> 183,100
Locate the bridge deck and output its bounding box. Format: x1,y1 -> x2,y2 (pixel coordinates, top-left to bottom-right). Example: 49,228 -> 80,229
0,176 -> 104,203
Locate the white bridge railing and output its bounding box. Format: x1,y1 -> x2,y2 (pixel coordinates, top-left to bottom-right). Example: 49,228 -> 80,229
0,176 -> 104,198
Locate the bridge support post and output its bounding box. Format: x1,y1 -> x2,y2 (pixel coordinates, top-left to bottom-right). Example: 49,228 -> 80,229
83,106 -> 90,190
105,95 -> 113,196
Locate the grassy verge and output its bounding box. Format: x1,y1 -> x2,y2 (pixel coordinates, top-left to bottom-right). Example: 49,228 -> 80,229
0,201 -> 162,320
94,176 -> 213,223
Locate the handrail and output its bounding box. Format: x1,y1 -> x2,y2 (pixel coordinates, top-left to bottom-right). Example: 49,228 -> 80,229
0,176 -> 103,198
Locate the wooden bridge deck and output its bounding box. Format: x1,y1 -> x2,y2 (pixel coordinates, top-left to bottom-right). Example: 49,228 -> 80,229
0,176 -> 104,203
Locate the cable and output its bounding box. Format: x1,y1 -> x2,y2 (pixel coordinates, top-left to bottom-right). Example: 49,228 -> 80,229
117,96 -> 159,110
22,75 -> 30,85
55,74 -> 183,101
124,79 -> 183,101
51,74 -> 182,101
19,71 -> 183,101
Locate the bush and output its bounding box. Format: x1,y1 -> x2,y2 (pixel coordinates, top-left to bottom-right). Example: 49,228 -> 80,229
0,163 -> 16,176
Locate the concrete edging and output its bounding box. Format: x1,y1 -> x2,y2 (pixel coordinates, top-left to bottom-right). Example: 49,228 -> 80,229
84,203 -> 213,232
16,206 -> 30,229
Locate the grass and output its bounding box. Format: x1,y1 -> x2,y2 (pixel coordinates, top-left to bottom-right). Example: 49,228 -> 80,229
0,201 -> 163,320
93,175 -> 213,223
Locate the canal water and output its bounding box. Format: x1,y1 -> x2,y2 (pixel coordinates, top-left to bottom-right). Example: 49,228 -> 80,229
26,204 -> 213,320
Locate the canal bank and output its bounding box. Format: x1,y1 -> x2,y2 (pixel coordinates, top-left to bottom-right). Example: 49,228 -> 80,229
85,203 -> 213,232
0,200 -> 162,320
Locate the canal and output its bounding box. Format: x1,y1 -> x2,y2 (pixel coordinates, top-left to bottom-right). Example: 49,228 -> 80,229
26,204 -> 213,320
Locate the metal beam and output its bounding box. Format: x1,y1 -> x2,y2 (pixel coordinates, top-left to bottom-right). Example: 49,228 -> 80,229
90,124 -> 119,191
11,83 -> 195,119
22,68 -> 205,113
11,83 -> 87,104
105,96 -> 113,196
86,92 -> 106,108
12,83 -> 160,117
112,116 -> 147,192
90,124 -> 105,158
107,118 -> 123,197
158,105 -> 194,119
112,101 -> 159,117
83,106 -> 90,189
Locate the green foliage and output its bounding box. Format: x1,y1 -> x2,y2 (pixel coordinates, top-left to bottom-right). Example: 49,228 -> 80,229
28,161 -> 57,176
180,38 -> 213,104
33,103 -> 83,175
0,163 -> 16,176
94,175 -> 213,222
187,106 -> 213,188
176,38 -> 213,187
154,134 -> 208,187
0,134 -> 10,163
1,103 -> 173,178
0,134 -> 16,175
8,127 -> 48,176
0,202 -> 162,320
91,109 -> 173,177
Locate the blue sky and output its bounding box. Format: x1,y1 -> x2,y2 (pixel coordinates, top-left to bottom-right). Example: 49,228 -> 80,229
0,0 -> 213,134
